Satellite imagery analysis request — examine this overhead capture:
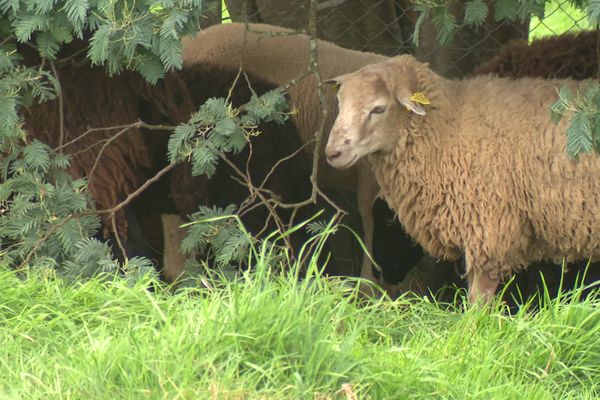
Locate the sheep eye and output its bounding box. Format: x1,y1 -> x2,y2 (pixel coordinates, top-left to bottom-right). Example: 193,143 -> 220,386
370,106 -> 386,115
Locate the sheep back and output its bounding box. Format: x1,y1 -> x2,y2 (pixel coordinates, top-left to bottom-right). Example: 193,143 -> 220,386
473,30 -> 598,80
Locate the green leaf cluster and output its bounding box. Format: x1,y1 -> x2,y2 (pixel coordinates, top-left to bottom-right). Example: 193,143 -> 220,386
550,84 -> 600,159
1,0 -> 205,83
167,89 -> 289,178
180,205 -> 253,268
0,1 -> 213,278
0,140 -> 103,269
412,0 -> 550,45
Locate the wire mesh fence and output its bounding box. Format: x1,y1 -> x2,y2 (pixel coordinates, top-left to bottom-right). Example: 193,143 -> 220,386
210,0 -> 594,78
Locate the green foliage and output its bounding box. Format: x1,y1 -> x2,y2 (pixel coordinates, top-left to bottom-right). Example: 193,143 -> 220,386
306,220 -> 330,236
412,0 -> 552,45
588,0 -> 600,25
0,0 -> 219,278
530,1 -> 591,40
180,205 -> 253,268
167,89 -> 289,178
0,0 -> 293,281
464,0 -> 488,27
550,84 -> 600,158
0,0 -> 204,79
168,89 -> 289,268
0,141 -> 103,269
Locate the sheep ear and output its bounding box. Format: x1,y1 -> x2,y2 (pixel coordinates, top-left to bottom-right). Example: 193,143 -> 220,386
398,97 -> 426,116
324,79 -> 341,92
396,90 -> 428,116
324,73 -> 350,89
389,60 -> 428,116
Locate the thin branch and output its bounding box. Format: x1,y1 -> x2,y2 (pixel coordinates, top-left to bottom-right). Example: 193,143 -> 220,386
87,125 -> 134,187
111,212 -> 128,261
0,35 -> 15,47
54,120 -> 176,152
216,151 -> 294,253
16,216 -> 74,270
257,140 -> 314,191
307,0 -> 329,204
49,61 -> 66,153
96,163 -> 177,216
226,67 -> 244,104
55,123 -> 138,152
87,120 -> 177,187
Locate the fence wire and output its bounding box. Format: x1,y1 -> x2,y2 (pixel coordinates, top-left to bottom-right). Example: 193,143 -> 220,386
216,0 -> 594,78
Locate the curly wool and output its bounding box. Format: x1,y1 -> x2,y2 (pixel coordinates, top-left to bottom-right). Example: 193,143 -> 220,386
369,55 -> 599,280
473,30 -> 598,80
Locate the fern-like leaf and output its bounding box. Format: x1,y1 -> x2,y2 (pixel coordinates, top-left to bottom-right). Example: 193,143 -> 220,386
567,111 -> 593,159
494,0 -> 519,21
464,0 -> 488,27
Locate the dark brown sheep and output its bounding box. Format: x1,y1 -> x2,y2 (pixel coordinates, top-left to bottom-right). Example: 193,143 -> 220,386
473,30 -> 598,80
21,44 -> 195,247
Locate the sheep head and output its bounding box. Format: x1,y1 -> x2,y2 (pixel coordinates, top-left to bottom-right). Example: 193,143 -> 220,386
324,57 -> 427,169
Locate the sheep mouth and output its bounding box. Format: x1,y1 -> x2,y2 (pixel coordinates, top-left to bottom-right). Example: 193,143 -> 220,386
336,154 -> 358,169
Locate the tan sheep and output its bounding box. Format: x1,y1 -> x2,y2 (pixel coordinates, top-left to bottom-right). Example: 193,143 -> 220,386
324,55 -> 598,302
176,22 -> 389,285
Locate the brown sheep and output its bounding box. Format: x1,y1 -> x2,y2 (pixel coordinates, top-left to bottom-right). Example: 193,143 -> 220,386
325,55 -> 598,302
472,30 -> 600,300
473,30 -> 598,80
21,44 -> 195,251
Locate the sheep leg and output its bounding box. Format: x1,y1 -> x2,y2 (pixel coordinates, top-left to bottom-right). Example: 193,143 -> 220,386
357,169 -> 381,293
466,268 -> 499,304
161,213 -> 191,282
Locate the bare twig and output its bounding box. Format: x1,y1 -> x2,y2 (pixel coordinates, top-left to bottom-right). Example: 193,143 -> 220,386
96,163 -> 177,216
111,212 -> 128,261
49,61 -> 66,152
257,140 -> 314,191
54,120 -> 176,153
0,35 -> 14,47
307,0 -> 329,203
87,125 -> 134,187
226,67 -> 244,104
86,120 -> 177,187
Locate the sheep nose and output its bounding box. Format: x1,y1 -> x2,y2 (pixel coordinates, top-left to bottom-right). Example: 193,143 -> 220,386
326,148 -> 342,161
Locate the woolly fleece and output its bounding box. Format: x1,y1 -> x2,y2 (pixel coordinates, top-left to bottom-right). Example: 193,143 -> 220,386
334,55 -> 599,283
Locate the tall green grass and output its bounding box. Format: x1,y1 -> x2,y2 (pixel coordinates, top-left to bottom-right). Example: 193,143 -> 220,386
1,260 -> 599,399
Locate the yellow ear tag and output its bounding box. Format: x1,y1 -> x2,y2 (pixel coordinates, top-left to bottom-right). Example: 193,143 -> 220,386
410,92 -> 430,105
